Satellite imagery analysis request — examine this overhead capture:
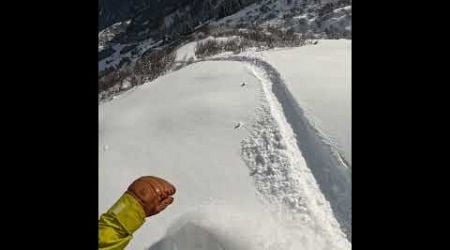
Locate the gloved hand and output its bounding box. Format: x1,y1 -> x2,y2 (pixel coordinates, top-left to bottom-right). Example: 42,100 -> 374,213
126,176 -> 176,217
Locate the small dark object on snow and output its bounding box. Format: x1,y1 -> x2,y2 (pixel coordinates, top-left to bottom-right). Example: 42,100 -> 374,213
234,122 -> 242,129
241,82 -> 246,87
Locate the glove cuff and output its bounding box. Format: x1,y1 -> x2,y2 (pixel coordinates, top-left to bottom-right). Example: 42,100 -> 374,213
108,193 -> 146,234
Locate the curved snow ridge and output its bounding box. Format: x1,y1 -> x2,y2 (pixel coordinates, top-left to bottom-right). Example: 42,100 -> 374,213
250,57 -> 352,242
240,104 -> 349,250
204,56 -> 351,242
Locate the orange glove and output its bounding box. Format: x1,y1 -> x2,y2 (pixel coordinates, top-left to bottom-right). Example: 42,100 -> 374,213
126,176 -> 176,217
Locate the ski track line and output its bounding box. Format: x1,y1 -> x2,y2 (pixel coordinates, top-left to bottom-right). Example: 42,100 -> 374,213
201,56 -> 352,244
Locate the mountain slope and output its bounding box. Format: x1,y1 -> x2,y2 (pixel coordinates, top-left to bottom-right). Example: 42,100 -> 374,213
99,0 -> 259,38
214,0 -> 351,38
258,40 -> 351,164
99,41 -> 351,249
99,0 -> 351,49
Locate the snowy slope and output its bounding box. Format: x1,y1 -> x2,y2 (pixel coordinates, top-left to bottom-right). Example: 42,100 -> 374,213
174,39 -> 351,165
99,61 -> 276,249
100,54 -> 351,249
257,40 -> 351,164
250,41 -> 353,239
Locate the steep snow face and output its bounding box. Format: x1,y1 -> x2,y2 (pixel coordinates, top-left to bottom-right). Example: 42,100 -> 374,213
257,40 -> 351,164
100,56 -> 350,249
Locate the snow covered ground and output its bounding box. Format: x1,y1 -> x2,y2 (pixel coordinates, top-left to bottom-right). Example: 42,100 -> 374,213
99,40 -> 351,249
176,39 -> 351,164
256,40 -> 351,165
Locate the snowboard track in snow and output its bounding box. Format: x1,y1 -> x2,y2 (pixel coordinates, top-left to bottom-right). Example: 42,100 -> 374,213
201,56 -> 352,241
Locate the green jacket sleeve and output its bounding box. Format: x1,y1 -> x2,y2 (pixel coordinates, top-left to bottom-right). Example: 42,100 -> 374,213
99,193 -> 146,250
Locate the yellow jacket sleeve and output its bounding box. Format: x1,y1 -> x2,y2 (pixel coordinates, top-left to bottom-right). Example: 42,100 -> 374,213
99,193 -> 146,250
